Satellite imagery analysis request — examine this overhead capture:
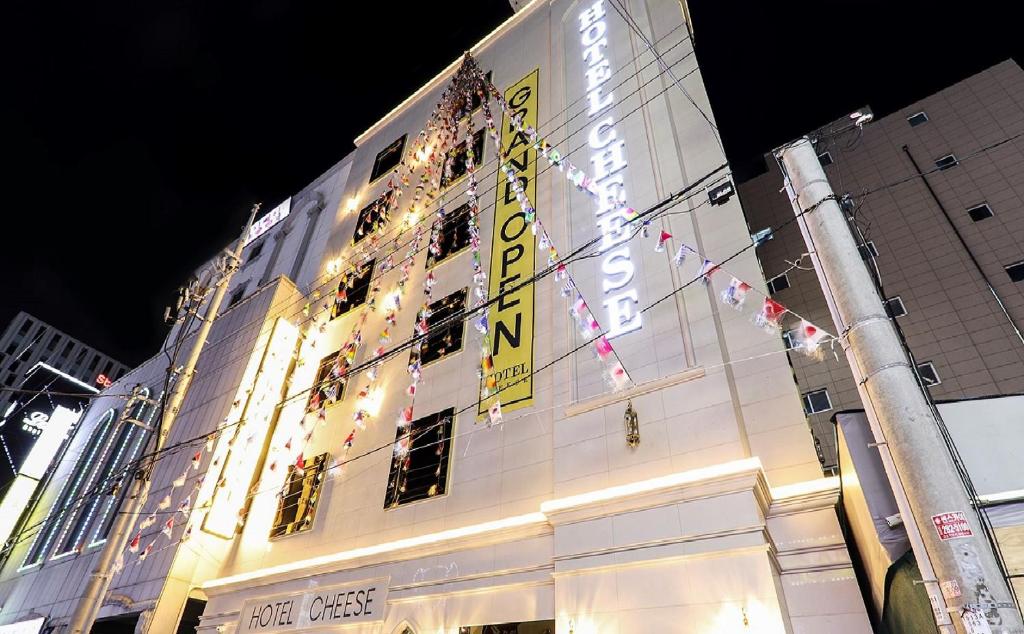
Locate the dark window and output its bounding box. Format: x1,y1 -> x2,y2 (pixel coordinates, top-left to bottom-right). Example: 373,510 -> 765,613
766,274 -> 789,295
228,284 -> 247,308
884,296 -> 907,318
917,362 -> 941,386
101,360 -> 114,376
5,343 -> 16,355
453,70 -> 493,120
369,135 -> 406,183
935,154 -> 959,171
858,241 -> 879,260
426,202 -> 473,268
353,192 -> 393,244
385,407 -> 453,508
441,129 -> 485,189
18,319 -> 32,335
115,368 -> 126,379
967,203 -> 993,222
74,348 -> 87,363
270,452 -> 328,538
60,341 -> 74,359
308,350 -> 347,411
1006,261 -> 1024,283
817,151 -> 833,166
88,355 -> 100,371
907,111 -> 929,127
46,335 -> 60,352
330,259 -> 374,320
3,373 -> 14,387
414,288 -> 467,366
802,388 -> 832,415
245,240 -> 264,264
782,330 -> 796,350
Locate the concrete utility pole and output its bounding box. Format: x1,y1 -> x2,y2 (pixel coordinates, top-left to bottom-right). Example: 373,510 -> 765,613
67,204 -> 260,634
777,138 -> 1022,633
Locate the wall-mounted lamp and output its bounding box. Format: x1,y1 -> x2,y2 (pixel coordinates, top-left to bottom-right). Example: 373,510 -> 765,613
624,400 -> 639,448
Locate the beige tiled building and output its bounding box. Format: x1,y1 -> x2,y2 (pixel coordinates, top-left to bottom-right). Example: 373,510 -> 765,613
738,59 -> 1024,471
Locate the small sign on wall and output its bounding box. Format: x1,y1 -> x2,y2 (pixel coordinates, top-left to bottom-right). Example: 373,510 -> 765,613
931,511 -> 973,541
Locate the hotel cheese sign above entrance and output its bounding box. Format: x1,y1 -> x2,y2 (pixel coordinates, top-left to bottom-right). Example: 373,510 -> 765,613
580,0 -> 641,338
481,68 -> 539,417
236,577 -> 389,633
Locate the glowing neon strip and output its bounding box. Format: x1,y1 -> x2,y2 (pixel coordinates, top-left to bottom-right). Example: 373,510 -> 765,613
22,409 -> 114,565
90,391 -> 161,545
50,408 -> 119,556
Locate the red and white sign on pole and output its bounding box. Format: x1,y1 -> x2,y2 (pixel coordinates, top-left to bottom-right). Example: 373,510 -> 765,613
932,511 -> 973,541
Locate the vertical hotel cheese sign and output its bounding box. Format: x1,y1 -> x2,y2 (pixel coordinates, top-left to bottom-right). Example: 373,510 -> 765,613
480,69 -> 539,417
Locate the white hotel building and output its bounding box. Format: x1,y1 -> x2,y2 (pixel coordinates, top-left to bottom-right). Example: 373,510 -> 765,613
0,1 -> 871,633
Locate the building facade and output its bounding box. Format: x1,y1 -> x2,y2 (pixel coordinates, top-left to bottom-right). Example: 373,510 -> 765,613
738,59 -> 1024,471
0,312 -> 128,415
0,1 -> 873,633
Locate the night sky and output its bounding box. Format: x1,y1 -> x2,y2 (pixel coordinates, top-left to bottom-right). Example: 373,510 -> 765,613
3,0 -> 1021,367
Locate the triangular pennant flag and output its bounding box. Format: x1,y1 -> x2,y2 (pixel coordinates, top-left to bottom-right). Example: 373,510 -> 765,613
755,298 -> 787,331
594,336 -> 614,361
673,244 -> 688,267
162,517 -> 175,539
140,513 -> 156,530
191,451 -> 202,470
721,277 -> 752,309
698,259 -> 718,285
111,550 -> 125,575
655,230 -> 672,253
178,495 -> 191,517
795,319 -> 829,357
172,468 -> 187,488
487,400 -> 503,427
609,362 -> 630,390
139,540 -> 155,561
128,532 -> 141,553
157,494 -> 171,511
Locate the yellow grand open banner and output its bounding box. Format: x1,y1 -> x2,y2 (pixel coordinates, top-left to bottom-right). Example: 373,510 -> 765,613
479,69 -> 538,417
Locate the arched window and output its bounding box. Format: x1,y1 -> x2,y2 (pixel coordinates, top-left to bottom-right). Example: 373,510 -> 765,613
53,387 -> 154,555
22,408 -> 117,565
89,389 -> 157,544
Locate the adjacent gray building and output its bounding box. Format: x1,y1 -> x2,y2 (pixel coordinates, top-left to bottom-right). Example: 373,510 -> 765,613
0,312 -> 128,415
738,59 -> 1024,471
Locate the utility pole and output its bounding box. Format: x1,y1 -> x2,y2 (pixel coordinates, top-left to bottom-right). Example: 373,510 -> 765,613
67,204 -> 260,634
777,138 -> 1022,634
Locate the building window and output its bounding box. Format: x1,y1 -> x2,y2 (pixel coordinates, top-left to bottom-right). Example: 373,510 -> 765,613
426,202 -> 473,268
385,407 -> 453,508
859,241 -> 879,260
802,388 -> 832,415
46,335 -> 60,352
907,111 -> 929,127
967,203 -> 993,222
89,390 -> 155,543
308,350 -> 347,411
817,151 -> 833,166
935,154 -> 959,171
766,273 -> 789,295
414,288 -> 467,366
353,192 -> 393,244
60,341 -> 74,360
1006,261 -> 1024,283
884,296 -> 907,318
245,239 -> 265,264
228,284 -> 247,308
18,319 -> 32,335
917,362 -> 941,386
270,453 -> 328,538
88,355 -> 100,372
782,330 -> 796,350
25,409 -> 117,563
330,260 -> 374,320
5,342 -> 16,355
441,129 -> 485,189
369,135 -> 407,183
